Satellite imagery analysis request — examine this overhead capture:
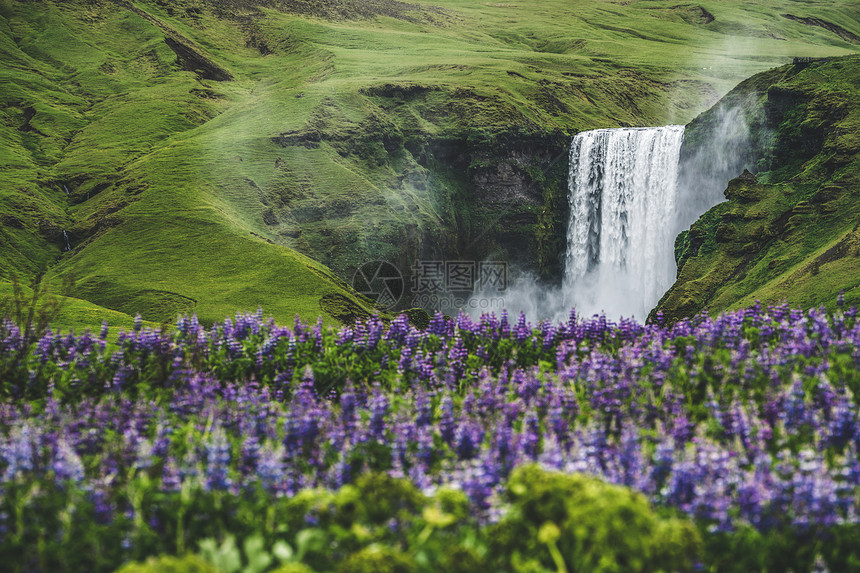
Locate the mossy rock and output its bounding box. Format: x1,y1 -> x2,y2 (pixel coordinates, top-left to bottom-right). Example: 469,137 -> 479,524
714,222 -> 737,243
811,185 -> 844,204
724,179 -> 768,203
737,222 -> 774,243
319,293 -> 372,325
403,307 -> 430,329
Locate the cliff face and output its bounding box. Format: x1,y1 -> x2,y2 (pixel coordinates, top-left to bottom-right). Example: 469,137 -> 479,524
266,123 -> 571,307
411,131 -> 570,283
653,56 -> 860,322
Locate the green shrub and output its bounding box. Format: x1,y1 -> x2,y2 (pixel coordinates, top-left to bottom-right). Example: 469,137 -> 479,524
336,544 -> 416,573
115,554 -> 219,573
489,465 -> 702,573
271,565 -> 316,573
347,472 -> 425,525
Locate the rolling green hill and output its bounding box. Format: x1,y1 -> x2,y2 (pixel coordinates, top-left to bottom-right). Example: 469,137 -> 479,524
654,54 -> 860,322
1,0 -> 858,328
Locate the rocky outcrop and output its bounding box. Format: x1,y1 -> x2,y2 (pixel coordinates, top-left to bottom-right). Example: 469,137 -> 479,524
117,0 -> 234,81
652,55 -> 860,322
782,14 -> 860,44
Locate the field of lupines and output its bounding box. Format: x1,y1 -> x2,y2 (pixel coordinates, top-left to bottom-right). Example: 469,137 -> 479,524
1,298 -> 859,572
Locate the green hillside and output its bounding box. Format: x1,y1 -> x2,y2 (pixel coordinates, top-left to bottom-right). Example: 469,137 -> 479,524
655,55 -> 860,321
1,0 -> 858,328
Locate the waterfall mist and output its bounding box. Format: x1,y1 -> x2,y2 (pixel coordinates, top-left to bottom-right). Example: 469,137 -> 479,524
469,108 -> 752,324
675,103 -> 754,232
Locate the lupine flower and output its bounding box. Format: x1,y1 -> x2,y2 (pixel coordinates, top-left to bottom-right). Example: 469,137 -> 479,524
0,298 -> 855,548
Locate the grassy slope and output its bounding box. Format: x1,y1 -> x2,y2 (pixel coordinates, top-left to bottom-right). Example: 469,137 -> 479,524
0,0 -> 375,327
1,0 -> 858,328
655,55 -> 860,321
0,280 -> 160,333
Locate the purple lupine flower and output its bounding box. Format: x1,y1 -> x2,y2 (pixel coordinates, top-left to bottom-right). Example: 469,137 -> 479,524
133,438 -> 155,471
427,312 -> 448,337
240,435 -> 260,476
547,394 -> 571,451
257,442 -> 286,495
2,423 -> 37,481
384,314 -> 410,345
513,312 -> 530,343
519,410 -> 540,460
204,427 -> 232,491
53,438 -> 85,484
514,368 -> 540,404
439,396 -> 455,446
369,386 -> 389,441
649,439 -> 675,494
162,459 -> 182,492
415,389 -> 433,427
783,377 -> 812,432
455,420 -> 485,461
398,344 -> 413,372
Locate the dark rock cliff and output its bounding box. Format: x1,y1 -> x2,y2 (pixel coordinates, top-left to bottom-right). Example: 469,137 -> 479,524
268,125 -> 571,312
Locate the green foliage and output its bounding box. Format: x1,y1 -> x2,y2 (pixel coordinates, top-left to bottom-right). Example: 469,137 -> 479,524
198,534 -> 294,573
342,472 -> 424,525
93,468 -> 705,573
489,465 -> 702,573
115,554 -> 219,573
270,565 -> 315,573
336,545 -> 416,573
702,524 -> 860,573
0,270 -> 70,343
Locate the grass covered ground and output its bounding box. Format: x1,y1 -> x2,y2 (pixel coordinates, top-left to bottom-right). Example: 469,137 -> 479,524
1,0 -> 858,329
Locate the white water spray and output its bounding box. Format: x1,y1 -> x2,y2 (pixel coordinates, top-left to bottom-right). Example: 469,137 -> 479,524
563,126 -> 685,320
472,126 -> 687,322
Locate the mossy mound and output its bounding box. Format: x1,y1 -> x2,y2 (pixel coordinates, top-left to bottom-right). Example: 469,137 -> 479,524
489,465 -> 702,573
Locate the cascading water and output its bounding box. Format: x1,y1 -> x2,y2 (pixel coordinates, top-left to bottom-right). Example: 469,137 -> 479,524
563,126 -> 685,319
62,230 -> 71,252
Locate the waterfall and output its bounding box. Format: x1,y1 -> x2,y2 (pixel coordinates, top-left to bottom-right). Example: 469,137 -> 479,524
563,126 -> 685,320
63,184 -> 70,195
62,230 -> 71,252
